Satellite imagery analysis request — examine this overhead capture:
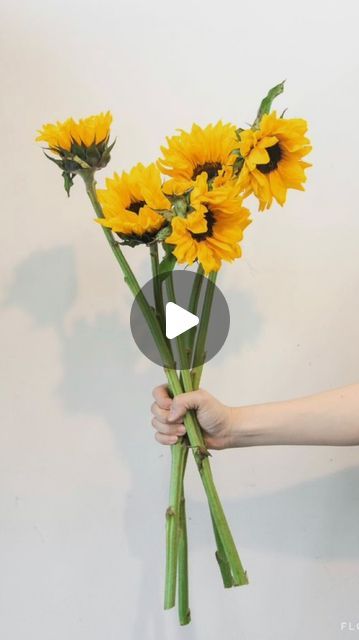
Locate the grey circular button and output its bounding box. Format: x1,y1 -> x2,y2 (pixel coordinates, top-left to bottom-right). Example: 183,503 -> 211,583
130,270 -> 230,369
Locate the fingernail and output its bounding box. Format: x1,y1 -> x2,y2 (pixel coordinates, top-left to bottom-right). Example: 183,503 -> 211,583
177,426 -> 186,435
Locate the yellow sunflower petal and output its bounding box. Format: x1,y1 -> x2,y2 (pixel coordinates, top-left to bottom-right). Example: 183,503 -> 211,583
95,163 -> 167,240
36,111 -> 113,152
237,111 -> 311,209
158,121 -> 239,189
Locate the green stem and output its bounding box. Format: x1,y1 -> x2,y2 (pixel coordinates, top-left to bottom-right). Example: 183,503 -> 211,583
82,170 -> 175,370
81,171 -> 247,595
162,269 -> 248,589
165,438 -> 188,611
163,272 -> 193,619
210,510 -> 234,588
189,271 -> 234,587
185,264 -> 204,360
149,242 -> 166,331
191,271 -> 217,385
178,446 -> 191,625
82,170 -> 185,608
166,271 -> 244,587
175,368 -> 247,586
148,244 -> 189,613
165,273 -> 192,608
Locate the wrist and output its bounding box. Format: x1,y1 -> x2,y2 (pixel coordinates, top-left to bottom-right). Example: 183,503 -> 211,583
227,403 -> 280,447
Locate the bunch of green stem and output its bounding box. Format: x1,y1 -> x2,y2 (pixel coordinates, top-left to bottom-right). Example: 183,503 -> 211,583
162,268 -> 237,625
81,169 -> 248,627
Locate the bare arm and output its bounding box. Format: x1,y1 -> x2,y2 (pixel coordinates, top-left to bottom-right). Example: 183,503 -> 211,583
233,383 -> 359,447
151,383 -> 359,449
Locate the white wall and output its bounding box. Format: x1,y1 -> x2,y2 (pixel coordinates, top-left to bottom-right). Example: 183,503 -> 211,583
1,1 -> 359,638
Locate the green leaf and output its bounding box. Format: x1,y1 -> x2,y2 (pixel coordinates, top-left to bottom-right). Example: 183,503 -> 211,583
158,250 -> 176,281
99,149 -> 112,168
98,138 -> 116,168
233,156 -> 244,175
252,80 -> 285,129
235,127 -> 245,140
44,152 -> 64,169
106,138 -> 117,154
62,171 -> 74,197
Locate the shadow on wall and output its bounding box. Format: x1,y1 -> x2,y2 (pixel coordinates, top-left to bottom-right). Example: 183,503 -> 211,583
226,464 -> 359,559
3,246 -> 171,638
4,245 -> 77,325
4,247 -> 359,636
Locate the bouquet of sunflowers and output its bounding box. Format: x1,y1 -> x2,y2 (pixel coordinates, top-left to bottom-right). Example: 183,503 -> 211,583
36,81 -> 311,625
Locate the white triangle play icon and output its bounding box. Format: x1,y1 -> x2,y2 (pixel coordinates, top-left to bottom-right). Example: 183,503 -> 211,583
165,302 -> 199,340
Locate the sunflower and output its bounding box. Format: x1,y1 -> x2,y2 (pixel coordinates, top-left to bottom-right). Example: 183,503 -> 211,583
36,112 -> 113,153
36,112 -> 114,195
158,121 -> 239,192
237,111 -> 312,210
96,163 -> 169,245
165,173 -> 251,273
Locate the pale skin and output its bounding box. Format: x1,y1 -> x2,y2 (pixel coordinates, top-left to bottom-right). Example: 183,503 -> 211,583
151,383 -> 359,449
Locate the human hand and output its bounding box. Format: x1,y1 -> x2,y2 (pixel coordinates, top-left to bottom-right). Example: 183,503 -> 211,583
151,385 -> 234,450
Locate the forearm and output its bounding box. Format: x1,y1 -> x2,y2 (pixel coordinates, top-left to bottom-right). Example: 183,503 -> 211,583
229,383 -> 359,447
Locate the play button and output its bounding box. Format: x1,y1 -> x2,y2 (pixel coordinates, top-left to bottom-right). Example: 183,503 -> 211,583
165,302 -> 199,340
130,269 -> 230,369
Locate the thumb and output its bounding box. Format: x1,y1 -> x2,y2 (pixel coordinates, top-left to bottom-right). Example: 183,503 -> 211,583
168,390 -> 204,422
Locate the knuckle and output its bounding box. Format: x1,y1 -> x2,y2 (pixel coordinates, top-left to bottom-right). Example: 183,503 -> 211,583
197,389 -> 208,404
171,423 -> 182,434
172,397 -> 183,412
161,422 -> 172,435
155,406 -> 168,422
155,431 -> 176,445
152,386 -> 161,400
161,410 -> 171,423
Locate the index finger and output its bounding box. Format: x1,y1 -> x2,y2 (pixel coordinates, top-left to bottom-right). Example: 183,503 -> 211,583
152,384 -> 173,410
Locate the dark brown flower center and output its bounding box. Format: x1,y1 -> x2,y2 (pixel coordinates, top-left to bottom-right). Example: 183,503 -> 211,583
192,162 -> 222,181
257,142 -> 282,174
190,208 -> 215,242
128,200 -> 145,214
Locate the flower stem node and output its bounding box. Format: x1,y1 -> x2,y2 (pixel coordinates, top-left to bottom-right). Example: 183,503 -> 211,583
166,506 -> 176,519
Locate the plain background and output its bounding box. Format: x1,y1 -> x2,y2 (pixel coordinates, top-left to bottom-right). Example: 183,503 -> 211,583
1,1 -> 359,638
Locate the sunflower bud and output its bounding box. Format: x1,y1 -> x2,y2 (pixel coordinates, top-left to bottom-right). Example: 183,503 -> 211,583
36,112 -> 114,196
173,197 -> 188,218
155,225 -> 172,242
